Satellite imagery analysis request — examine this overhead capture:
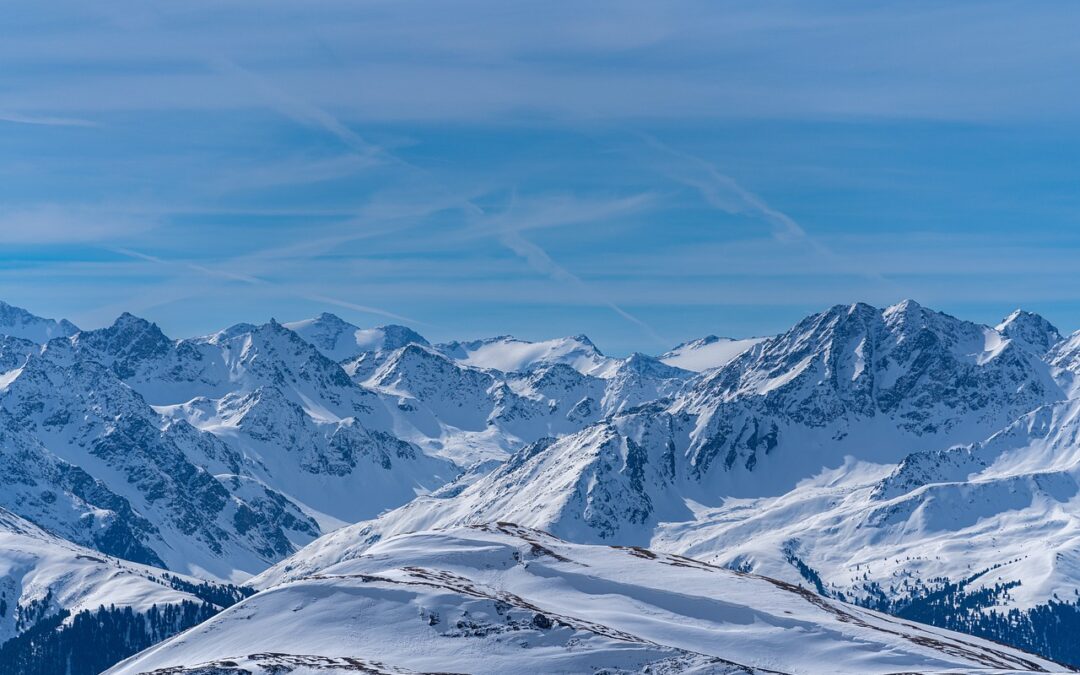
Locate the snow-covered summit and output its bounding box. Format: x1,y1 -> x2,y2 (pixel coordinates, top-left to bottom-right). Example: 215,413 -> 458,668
0,300 -> 78,343
284,313 -> 428,362
660,334 -> 767,372
436,333 -> 619,377
996,308 -> 1063,355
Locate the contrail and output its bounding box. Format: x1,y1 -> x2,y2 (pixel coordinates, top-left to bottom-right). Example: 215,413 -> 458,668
638,133 -> 805,241
110,246 -> 421,326
215,59 -> 665,342
638,133 -> 904,290
499,230 -> 667,347
0,112 -> 97,128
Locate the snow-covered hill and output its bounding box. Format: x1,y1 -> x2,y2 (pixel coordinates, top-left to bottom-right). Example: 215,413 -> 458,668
0,507 -> 241,644
111,525 -> 1064,675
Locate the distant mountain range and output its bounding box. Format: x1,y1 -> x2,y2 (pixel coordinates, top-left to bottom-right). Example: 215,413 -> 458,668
2,299 -> 1080,673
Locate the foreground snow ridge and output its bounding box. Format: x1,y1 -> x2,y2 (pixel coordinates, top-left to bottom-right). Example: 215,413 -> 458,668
109,524 -> 1064,675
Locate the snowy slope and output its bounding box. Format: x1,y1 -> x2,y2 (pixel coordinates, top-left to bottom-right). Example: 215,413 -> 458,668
652,394 -> 1080,614
0,507 -> 233,644
661,335 -> 767,372
0,301 -> 77,344
112,525 -> 1064,675
436,334 -> 620,377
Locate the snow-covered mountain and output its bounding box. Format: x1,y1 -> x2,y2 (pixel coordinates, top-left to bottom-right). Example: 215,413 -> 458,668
0,505 -> 245,648
347,334 -> 693,466
111,525 -> 1064,675
7,298 -> 1080,672
436,333 -> 620,377
335,301 -> 1066,546
269,301 -> 1080,665
285,313 -> 429,363
0,308 -> 461,581
660,334 -> 767,372
647,392 -> 1080,638
672,300 -> 1062,490
0,305 -> 697,583
0,330 -> 324,579
0,302 -> 77,344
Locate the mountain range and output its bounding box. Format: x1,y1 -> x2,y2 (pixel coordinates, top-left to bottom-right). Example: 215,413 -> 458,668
3,299 -> 1080,672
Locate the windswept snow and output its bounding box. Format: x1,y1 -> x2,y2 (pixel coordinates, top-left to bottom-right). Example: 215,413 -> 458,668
437,334 -> 619,377
111,525 -> 1065,675
660,335 -> 766,372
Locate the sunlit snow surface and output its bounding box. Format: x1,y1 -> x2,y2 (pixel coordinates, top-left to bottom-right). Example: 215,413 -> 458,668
109,525 -> 1064,675
660,335 -> 767,372
0,508 -> 226,644
6,299 -> 1080,673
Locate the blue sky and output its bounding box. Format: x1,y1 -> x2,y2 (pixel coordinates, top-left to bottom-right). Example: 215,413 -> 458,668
3,1 -> 1080,354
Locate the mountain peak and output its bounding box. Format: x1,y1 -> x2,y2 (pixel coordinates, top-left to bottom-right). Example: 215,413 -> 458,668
93,312 -> 169,345
997,309 -> 1062,355
435,334 -> 616,377
888,298 -> 922,312
0,300 -> 79,343
283,313 -> 428,362
660,334 -> 767,372
317,311 -> 348,324
570,333 -> 599,349
371,324 -> 430,351
113,311 -> 154,328
617,352 -> 692,382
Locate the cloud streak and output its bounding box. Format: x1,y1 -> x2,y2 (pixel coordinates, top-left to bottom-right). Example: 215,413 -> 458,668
638,133 -> 805,241
109,246 -> 423,326
0,111 -> 96,127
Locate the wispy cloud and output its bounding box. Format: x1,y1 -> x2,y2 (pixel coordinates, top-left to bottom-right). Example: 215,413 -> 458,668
209,57 -> 386,161
297,293 -> 423,326
499,229 -> 666,346
0,111 -> 96,127
112,247 -> 266,285
209,55 -> 665,342
638,133 -> 805,241
109,245 -> 424,327
637,133 -> 906,296
0,206 -> 151,244
463,192 -> 655,240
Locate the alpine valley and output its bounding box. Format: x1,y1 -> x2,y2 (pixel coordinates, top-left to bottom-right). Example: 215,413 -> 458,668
3,299 -> 1080,674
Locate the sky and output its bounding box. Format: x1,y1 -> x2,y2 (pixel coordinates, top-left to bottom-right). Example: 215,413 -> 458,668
3,1 -> 1080,354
